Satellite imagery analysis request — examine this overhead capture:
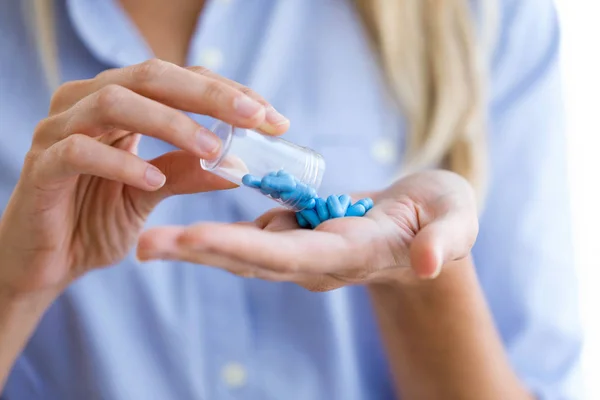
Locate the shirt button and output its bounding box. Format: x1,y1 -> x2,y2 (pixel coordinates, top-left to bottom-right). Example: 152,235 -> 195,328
200,48 -> 224,70
371,138 -> 397,164
221,362 -> 247,388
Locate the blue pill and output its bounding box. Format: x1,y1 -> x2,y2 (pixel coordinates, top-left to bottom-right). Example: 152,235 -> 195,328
300,209 -> 321,228
261,175 -> 296,192
297,197 -> 316,210
356,198 -> 374,211
241,174 -> 261,189
294,183 -> 316,199
296,212 -> 310,228
345,203 -> 366,217
282,185 -> 317,207
281,190 -> 302,203
293,183 -> 308,196
260,186 -> 276,196
339,194 -> 351,214
315,197 -> 330,221
327,194 -> 345,218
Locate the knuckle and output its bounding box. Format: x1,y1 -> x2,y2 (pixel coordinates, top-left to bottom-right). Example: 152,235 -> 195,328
177,229 -> 207,249
58,134 -> 87,164
23,150 -> 41,171
32,117 -> 55,143
202,79 -> 228,105
94,84 -> 127,115
49,81 -> 79,113
133,59 -> 170,84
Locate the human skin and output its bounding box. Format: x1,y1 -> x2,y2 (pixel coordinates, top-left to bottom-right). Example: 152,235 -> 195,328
137,170 -> 532,399
0,59 -> 289,388
0,0 -> 533,396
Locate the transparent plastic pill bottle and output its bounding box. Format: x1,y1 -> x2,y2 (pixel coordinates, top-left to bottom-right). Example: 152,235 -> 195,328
200,121 -> 326,211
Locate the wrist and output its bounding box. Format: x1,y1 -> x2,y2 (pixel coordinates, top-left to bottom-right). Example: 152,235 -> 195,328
0,275 -> 62,317
367,257 -> 476,294
0,286 -> 58,319
0,283 -> 58,390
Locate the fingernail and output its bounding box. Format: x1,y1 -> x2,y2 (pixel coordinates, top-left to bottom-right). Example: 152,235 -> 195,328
197,128 -> 221,156
145,166 -> 166,187
134,252 -> 145,263
265,106 -> 289,126
426,247 -> 444,279
233,95 -> 263,118
427,263 -> 443,279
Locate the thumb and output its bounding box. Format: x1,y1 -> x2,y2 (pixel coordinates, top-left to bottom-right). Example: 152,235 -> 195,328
128,150 -> 237,215
409,211 -> 478,279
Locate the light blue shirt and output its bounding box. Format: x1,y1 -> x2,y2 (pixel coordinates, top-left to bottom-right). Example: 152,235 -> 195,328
0,0 -> 582,399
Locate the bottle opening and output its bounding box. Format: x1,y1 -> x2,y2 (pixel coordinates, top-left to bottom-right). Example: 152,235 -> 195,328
200,121 -> 234,171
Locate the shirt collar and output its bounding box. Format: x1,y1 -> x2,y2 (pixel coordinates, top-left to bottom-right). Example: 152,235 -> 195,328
65,0 -> 152,68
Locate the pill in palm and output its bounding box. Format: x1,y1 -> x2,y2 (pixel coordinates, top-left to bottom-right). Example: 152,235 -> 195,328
315,197 -> 330,221
326,194 -> 345,218
300,209 -> 321,228
297,197 -> 316,210
338,194 -> 351,214
296,212 -> 310,228
345,203 -> 366,217
241,170 -> 374,227
356,198 -> 374,211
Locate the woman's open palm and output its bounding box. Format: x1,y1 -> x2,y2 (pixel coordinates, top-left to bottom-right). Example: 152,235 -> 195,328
138,170 -> 479,289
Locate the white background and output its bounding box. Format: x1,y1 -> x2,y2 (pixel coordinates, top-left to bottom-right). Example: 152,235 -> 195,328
555,1 -> 600,398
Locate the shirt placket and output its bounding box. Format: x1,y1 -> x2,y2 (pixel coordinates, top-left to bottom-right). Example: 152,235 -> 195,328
186,1 -> 256,398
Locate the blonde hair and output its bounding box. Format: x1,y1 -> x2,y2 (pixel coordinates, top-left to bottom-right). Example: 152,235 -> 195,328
28,0 -> 496,200
356,1 -> 497,199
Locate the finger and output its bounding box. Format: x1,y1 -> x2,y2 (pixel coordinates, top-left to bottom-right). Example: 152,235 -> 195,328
112,132 -> 142,154
254,209 -> 297,231
136,226 -> 301,281
32,134 -> 166,191
127,150 -> 237,213
74,60 -> 278,129
35,85 -> 221,159
187,66 -> 289,135
140,222 -> 359,275
409,211 -> 479,279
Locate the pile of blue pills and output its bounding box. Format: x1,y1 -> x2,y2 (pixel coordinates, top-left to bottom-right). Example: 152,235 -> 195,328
241,170 -> 374,229
242,170 -> 317,210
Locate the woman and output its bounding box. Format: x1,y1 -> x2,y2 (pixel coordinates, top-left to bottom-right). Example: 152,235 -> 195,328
0,0 -> 581,399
